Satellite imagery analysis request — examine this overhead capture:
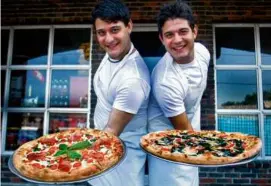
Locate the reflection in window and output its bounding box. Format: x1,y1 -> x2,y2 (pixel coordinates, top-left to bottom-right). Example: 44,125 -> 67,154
1,71 -> 6,107
215,27 -> 256,65
5,112 -> 43,151
12,29 -> 49,65
260,27 -> 271,65
50,70 -> 89,108
53,28 -> 91,65
131,31 -> 165,72
263,70 -> 271,110
218,114 -> 259,136
49,113 -> 87,133
9,70 -> 46,107
1,30 -> 9,66
217,70 -> 257,109
264,115 -> 271,156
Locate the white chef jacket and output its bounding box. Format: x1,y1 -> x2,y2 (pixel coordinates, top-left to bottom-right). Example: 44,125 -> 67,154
88,44 -> 150,186
148,42 -> 210,186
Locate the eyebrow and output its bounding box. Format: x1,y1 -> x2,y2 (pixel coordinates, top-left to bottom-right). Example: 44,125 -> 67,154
96,25 -> 121,32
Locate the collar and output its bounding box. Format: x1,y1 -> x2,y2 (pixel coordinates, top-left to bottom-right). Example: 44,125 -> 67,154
107,44 -> 134,63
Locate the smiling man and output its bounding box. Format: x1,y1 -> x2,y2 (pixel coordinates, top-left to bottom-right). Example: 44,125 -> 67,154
147,2 -> 210,186
89,0 -> 150,186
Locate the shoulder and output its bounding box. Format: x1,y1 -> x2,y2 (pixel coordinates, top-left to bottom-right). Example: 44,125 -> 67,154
151,53 -> 174,82
122,52 -> 150,81
195,42 -> 210,65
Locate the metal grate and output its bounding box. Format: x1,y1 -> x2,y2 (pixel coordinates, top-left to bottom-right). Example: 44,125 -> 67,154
218,114 -> 259,136
264,115 -> 271,156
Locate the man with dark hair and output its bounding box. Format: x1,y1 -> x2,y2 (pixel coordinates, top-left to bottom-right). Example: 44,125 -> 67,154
148,1 -> 210,185
89,0 -> 150,185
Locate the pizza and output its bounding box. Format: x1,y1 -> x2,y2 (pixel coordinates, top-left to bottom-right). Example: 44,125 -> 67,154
13,128 -> 124,182
140,130 -> 262,165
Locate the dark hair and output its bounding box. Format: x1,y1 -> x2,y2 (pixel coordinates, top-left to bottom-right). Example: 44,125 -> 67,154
157,1 -> 195,35
91,0 -> 130,26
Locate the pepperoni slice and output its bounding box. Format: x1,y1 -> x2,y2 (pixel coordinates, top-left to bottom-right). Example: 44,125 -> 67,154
100,139 -> 112,148
73,162 -> 82,168
27,152 -> 46,161
49,164 -> 58,170
48,146 -> 58,155
39,137 -> 58,146
89,152 -> 104,161
72,133 -> 82,142
58,159 -> 71,172
87,158 -> 94,163
31,163 -> 45,169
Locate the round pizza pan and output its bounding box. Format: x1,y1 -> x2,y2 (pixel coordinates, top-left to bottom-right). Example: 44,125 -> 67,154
140,144 -> 260,167
8,140 -> 127,184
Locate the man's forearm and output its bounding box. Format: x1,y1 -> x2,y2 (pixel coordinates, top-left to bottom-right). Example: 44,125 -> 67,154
169,112 -> 193,131
104,108 -> 134,136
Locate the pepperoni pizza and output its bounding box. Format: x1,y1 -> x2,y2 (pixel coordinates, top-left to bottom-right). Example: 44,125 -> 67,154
13,128 -> 124,182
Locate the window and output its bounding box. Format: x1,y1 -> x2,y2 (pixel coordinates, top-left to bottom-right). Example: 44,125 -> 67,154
1,26 -> 92,154
214,24 -> 271,158
131,24 -> 165,72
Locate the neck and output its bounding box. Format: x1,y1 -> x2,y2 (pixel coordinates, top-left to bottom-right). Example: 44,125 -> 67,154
110,43 -> 132,61
175,53 -> 194,64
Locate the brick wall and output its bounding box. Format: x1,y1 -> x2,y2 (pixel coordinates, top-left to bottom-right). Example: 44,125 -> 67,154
2,0 -> 271,130
1,0 -> 271,185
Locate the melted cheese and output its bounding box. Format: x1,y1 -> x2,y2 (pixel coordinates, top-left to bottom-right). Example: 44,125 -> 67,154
183,147 -> 198,156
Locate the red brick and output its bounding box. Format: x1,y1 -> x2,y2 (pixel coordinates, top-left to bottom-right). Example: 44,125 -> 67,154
200,178 -> 216,183
251,179 -> 269,184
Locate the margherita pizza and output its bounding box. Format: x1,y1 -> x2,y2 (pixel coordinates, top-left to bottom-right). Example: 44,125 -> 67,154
140,130 -> 262,165
13,128 -> 124,182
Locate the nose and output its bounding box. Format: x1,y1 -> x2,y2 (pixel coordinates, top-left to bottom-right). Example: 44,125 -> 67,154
105,33 -> 114,44
173,33 -> 183,43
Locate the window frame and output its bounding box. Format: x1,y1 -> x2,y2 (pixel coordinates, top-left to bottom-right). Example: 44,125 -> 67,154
1,25 -> 93,155
213,23 -> 271,159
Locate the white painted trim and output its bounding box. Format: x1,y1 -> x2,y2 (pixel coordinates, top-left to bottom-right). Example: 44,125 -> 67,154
133,24 -> 158,32
214,24 -> 254,27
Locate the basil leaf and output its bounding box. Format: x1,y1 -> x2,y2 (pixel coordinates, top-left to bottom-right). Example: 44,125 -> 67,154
33,147 -> 41,152
68,151 -> 82,159
54,150 -> 67,157
59,144 -> 68,150
68,140 -> 92,150
89,138 -> 97,143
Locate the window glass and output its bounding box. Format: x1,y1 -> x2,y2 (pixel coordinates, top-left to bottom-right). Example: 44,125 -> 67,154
1,30 -> 9,66
12,29 -> 49,65
217,70 -> 257,109
52,28 -> 91,65
263,70 -> 271,110
218,114 -> 259,136
260,27 -> 271,65
49,113 -> 87,133
5,112 -> 43,151
50,70 -> 89,108
131,31 -> 165,72
8,70 -> 46,107
264,115 -> 271,156
1,70 -> 6,107
215,27 -> 256,65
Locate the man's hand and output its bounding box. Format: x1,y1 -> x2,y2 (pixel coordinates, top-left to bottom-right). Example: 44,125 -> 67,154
104,108 -> 134,136
168,112 -> 193,131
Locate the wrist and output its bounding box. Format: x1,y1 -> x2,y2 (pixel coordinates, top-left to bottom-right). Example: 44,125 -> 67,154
104,127 -> 119,136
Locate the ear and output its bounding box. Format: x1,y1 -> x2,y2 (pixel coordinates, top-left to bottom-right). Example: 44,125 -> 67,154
127,19 -> 133,34
159,34 -> 164,45
193,25 -> 198,40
